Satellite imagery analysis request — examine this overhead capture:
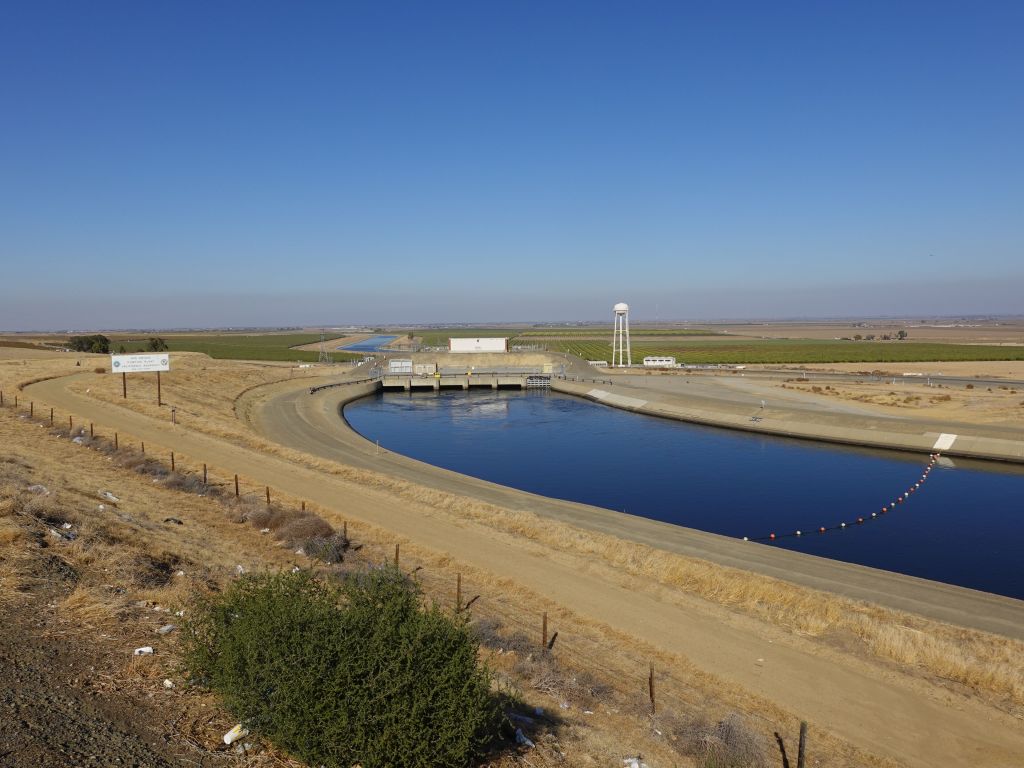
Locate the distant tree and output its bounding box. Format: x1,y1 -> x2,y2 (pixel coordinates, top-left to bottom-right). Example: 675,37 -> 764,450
117,345 -> 127,354
146,337 -> 168,352
406,332 -> 414,340
68,334 -> 110,354
865,334 -> 876,341
853,334 -> 863,340
897,329 -> 908,340
881,334 -> 892,341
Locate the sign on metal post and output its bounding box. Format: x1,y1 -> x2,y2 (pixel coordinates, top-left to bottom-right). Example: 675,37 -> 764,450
110,354 -> 170,373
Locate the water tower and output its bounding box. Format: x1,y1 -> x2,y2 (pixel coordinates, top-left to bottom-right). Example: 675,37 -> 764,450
612,302 -> 631,367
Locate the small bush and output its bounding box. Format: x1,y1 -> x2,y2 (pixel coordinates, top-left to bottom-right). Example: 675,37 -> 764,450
276,513 -> 333,546
184,568 -> 500,768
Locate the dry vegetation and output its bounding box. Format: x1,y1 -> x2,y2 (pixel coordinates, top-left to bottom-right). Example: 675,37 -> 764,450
778,376 -> 1024,425
7,354 -> 1023,718
2,404 -> 825,767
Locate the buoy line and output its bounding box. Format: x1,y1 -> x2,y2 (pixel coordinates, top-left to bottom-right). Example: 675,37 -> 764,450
742,454 -> 941,543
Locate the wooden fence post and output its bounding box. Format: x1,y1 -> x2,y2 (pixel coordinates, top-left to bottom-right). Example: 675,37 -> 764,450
542,612 -> 548,649
265,486 -> 271,505
394,543 -> 400,567
301,500 -> 305,511
29,402 -> 33,417
1,390 -> 4,405
203,463 -> 207,484
90,422 -> 94,438
797,721 -> 807,768
343,520 -> 348,540
141,441 -> 145,455
69,416 -> 73,432
170,452 -> 175,472
649,664 -> 656,714
456,573 -> 462,613
114,432 -> 118,450
49,407 -> 53,425
234,474 -> 239,498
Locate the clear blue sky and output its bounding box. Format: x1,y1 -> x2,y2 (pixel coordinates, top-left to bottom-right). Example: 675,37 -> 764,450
1,1 -> 1021,330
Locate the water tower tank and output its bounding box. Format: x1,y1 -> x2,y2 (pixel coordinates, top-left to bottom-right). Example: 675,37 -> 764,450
614,302 -> 629,314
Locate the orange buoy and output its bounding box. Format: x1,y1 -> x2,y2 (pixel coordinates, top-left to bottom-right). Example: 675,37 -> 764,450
819,526 -> 826,533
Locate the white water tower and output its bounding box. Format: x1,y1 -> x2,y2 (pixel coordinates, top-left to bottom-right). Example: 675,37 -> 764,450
612,302 -> 631,367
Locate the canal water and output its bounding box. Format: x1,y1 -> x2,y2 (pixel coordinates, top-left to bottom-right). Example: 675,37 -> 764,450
338,335 -> 399,352
343,389 -> 1024,599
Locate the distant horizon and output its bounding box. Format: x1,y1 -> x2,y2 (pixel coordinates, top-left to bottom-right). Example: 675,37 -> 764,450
5,312 -> 1023,336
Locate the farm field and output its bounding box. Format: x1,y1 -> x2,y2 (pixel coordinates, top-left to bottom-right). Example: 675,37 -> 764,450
393,328 -> 520,347
528,337 -> 1024,365
110,333 -> 360,363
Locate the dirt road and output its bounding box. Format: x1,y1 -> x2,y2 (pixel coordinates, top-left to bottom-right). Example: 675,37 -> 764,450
25,374 -> 1024,768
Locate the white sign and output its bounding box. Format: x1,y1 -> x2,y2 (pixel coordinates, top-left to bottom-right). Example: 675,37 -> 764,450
110,354 -> 170,373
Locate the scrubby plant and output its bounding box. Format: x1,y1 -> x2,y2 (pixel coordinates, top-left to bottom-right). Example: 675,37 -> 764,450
184,567 -> 500,768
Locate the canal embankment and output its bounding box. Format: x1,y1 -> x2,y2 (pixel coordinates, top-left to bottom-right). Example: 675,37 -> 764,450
552,377 -> 1024,463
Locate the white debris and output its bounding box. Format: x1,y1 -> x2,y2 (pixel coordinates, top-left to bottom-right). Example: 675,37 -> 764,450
155,624 -> 177,635
294,548 -> 305,556
98,504 -> 105,511
223,724 -> 250,745
174,609 -> 185,617
133,646 -> 154,656
623,759 -> 649,768
259,528 -> 271,534
99,491 -> 120,502
27,484 -> 49,495
72,436 -> 84,444
235,565 -> 246,575
163,679 -> 175,689
514,728 -> 535,749
62,522 -> 72,530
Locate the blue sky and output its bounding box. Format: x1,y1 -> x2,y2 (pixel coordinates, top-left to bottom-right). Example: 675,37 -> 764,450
1,1 -> 1022,330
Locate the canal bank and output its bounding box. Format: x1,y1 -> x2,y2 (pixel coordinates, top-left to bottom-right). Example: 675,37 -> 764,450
552,376 -> 1024,463
244,377 -> 1024,639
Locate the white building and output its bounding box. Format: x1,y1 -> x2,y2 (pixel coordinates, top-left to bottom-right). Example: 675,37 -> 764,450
642,356 -> 676,368
448,337 -> 508,353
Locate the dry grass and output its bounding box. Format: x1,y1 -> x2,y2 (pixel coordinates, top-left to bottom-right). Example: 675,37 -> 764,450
14,353 -> 1023,712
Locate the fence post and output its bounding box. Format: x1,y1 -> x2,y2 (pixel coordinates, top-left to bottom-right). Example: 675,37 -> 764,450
456,573 -> 462,613
394,543 -> 400,567
69,416 -> 73,432
170,452 -> 175,472
29,402 -> 33,417
797,721 -> 807,768
114,432 -> 118,450
90,422 -> 94,438
234,474 -> 239,498
542,612 -> 548,649
203,463 -> 207,484
0,390 -> 3,405
141,441 -> 145,455
343,520 -> 348,541
265,486 -> 271,505
649,663 -> 656,714
14,395 -> 17,408
301,500 -> 305,511
50,407 -> 53,425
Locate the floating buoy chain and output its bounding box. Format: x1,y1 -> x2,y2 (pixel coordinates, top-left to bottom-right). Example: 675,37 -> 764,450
742,454 -> 940,543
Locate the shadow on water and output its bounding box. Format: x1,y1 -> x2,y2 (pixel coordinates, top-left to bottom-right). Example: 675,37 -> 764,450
344,389 -> 1024,598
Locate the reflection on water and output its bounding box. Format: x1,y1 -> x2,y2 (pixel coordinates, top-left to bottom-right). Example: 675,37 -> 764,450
344,389 -> 1024,598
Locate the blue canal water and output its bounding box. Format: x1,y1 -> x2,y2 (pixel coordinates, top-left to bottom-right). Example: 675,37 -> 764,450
343,389 -> 1024,599
338,335 -> 399,352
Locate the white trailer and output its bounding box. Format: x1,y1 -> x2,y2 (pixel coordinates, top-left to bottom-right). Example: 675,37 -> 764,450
448,337 -> 508,353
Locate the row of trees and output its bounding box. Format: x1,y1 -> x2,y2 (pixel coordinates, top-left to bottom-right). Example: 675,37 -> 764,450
852,330 -> 908,341
67,336 -> 168,354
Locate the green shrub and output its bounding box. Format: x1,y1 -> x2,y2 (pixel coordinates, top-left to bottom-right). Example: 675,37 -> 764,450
184,568 -> 499,767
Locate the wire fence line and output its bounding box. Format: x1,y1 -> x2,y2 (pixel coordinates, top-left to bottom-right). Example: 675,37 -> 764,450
1,391 -> 808,760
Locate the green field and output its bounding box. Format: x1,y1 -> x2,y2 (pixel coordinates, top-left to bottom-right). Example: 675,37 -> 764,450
518,328 -> 721,338
527,337 -> 1024,364
110,334 -> 360,363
